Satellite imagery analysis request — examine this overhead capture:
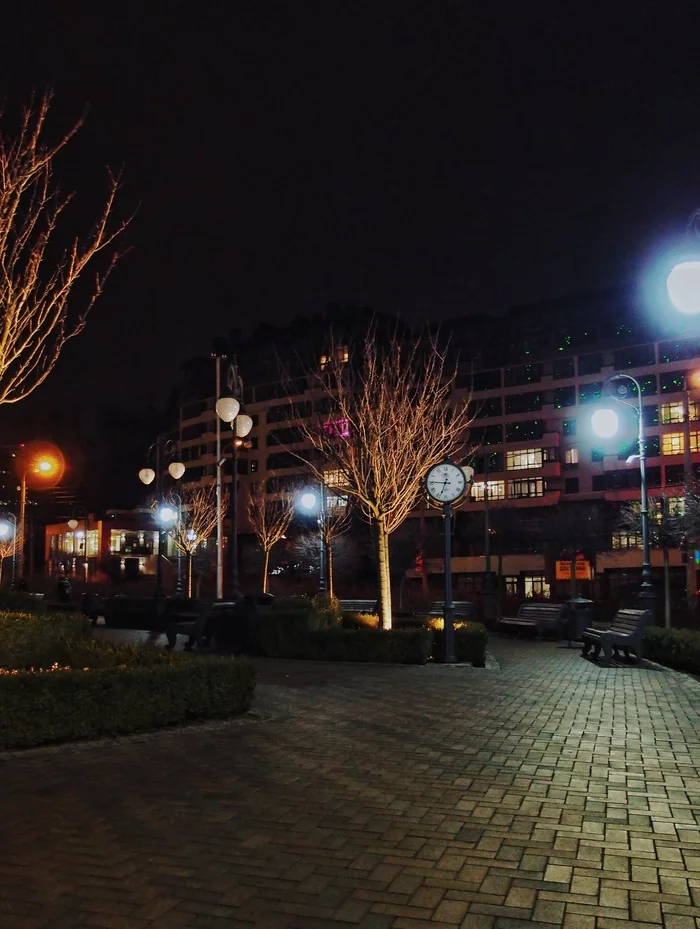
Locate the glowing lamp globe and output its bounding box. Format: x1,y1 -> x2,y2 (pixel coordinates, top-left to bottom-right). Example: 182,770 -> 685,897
158,506 -> 177,525
236,414 -> 253,438
300,492 -> 318,510
591,408 -> 620,439
185,528 -> 197,542
37,459 -> 53,473
216,397 -> 240,423
67,519 -> 79,530
667,261 -> 700,315
168,461 -> 186,480
0,522 -> 11,539
139,468 -> 156,485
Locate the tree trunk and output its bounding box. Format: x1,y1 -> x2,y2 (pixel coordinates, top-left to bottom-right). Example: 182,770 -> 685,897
419,510 -> 429,597
376,521 -> 392,630
187,552 -> 193,599
327,539 -> 334,599
664,546 -> 671,629
262,548 -> 270,594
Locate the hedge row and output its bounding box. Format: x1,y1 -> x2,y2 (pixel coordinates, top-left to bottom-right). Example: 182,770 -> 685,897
643,627 -> 700,674
0,656 -> 257,750
256,610 -> 487,666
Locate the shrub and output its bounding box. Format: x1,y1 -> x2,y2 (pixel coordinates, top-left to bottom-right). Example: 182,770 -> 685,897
0,611 -> 91,670
431,622 -> 488,667
643,626 -> 700,673
341,611 -> 379,629
309,593 -> 342,627
307,628 -> 432,664
0,656 -> 257,750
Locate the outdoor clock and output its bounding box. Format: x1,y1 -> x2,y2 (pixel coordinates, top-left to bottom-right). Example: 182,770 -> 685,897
425,461 -> 468,504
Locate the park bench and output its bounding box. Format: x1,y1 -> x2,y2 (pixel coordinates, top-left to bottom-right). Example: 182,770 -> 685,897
101,596 -> 163,631
428,601 -> 475,621
165,600 -> 250,652
581,608 -> 653,663
498,602 -> 566,639
339,599 -> 378,614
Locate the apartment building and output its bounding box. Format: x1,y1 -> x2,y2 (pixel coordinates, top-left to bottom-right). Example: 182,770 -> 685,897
174,292 -> 700,599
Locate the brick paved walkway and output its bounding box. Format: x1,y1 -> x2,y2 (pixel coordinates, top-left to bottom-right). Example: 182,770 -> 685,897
2,641 -> 700,928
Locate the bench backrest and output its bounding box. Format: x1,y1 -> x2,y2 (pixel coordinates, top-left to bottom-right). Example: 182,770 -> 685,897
517,602 -> 565,619
339,599 -> 377,613
609,608 -> 653,636
429,601 -> 475,618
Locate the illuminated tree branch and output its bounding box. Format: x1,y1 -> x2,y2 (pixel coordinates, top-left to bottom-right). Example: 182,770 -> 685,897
247,483 -> 295,593
166,484 -> 221,598
0,93 -> 130,405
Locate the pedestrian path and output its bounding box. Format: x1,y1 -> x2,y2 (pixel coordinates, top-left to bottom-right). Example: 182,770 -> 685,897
1,640 -> 700,927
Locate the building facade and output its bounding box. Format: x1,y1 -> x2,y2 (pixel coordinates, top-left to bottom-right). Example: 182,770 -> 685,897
173,292 -> 700,600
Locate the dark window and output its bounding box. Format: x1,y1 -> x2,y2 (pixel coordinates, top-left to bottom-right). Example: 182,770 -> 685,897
182,400 -> 205,420
505,392 -> 542,414
645,436 -> 660,458
665,464 -> 685,485
660,372 -> 686,393
473,396 -> 502,419
504,363 -> 542,387
266,451 -> 303,470
471,424 -> 503,445
591,449 -> 604,462
659,338 -> 700,363
236,459 -> 249,475
267,426 -> 304,446
266,401 -> 311,423
564,477 -> 579,494
648,466 -> 661,487
553,358 -> 575,380
266,474 -> 308,494
642,404 -> 659,427
474,451 -> 503,474
563,419 -> 576,436
613,344 -> 656,369
578,353 -> 603,376
553,385 -> 576,409
578,382 -> 603,405
617,440 -> 639,460
472,369 -> 502,391
505,420 -> 544,442
181,422 -> 205,441
255,381 -> 292,402
639,374 -> 657,396
592,475 -> 606,491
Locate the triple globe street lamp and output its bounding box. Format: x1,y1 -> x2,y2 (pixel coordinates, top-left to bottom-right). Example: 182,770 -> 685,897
139,439 -> 186,603
215,395 -> 253,599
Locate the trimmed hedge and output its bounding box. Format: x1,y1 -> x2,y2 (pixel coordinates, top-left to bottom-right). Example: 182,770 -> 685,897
306,628 -> 433,664
643,626 -> 700,674
431,623 -> 488,667
0,656 -> 257,750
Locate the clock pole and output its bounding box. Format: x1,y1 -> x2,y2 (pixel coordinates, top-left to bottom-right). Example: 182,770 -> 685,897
443,500 -> 456,663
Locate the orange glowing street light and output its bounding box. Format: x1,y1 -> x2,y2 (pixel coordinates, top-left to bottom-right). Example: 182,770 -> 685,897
15,442 -> 65,584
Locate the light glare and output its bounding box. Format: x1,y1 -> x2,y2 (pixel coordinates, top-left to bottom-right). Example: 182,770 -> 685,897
591,408 -> 620,439
299,492 -> 318,510
667,261 -> 700,315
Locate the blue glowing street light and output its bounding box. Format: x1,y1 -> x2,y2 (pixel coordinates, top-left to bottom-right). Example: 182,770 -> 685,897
667,261 -> 700,316
297,486 -> 328,594
591,374 -> 653,603
0,515 -> 17,589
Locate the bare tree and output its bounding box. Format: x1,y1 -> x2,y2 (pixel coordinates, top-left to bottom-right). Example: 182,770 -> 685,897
0,537 -> 14,587
290,499 -> 354,597
247,484 -> 295,593
0,94 -> 129,405
167,485 -> 220,597
296,327 -> 473,629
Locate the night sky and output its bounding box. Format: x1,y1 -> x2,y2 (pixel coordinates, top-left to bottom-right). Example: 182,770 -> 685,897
1,3 -> 700,424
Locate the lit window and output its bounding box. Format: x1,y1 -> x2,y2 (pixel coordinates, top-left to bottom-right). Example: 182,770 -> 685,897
506,448 -> 543,470
564,448 -> 579,465
470,480 -> 506,501
110,529 -> 122,553
320,346 -> 349,370
323,470 -> 345,487
524,575 -> 550,598
504,576 -> 518,595
327,494 -> 348,509
323,418 -> 350,438
508,478 -> 545,498
662,433 -> 685,455
692,432 -> 700,453
611,530 -> 643,550
661,400 -> 700,424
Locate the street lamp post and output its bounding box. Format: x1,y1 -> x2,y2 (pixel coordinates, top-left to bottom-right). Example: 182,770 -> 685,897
16,450 -> 61,585
298,486 -> 329,593
68,505 -> 89,584
591,374 -> 654,603
216,383 -> 253,600
139,436 -> 185,605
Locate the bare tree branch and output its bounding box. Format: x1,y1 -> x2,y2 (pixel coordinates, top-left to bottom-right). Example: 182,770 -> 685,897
0,93 -> 130,404
247,483 -> 295,593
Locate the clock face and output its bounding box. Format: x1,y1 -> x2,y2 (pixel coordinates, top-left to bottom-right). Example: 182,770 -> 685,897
425,462 -> 467,503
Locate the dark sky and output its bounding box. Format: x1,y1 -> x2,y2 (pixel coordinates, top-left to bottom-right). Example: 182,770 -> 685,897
1,3 -> 700,418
